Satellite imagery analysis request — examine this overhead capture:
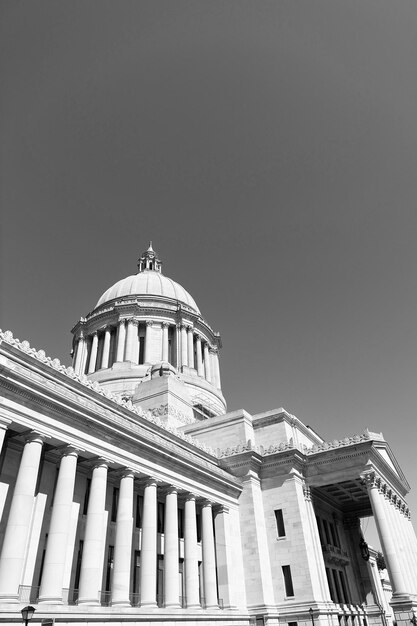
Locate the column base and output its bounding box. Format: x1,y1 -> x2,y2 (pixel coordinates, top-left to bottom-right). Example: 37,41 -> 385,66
38,597 -> 64,605
77,598 -> 101,606
140,601 -> 158,609
165,602 -> 182,609
186,603 -> 202,610
111,600 -> 131,607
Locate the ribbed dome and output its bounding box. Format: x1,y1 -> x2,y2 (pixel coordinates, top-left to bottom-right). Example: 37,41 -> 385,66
95,270 -> 200,314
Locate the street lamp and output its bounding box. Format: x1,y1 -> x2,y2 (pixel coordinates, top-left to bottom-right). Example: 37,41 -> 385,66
21,606 -> 36,626
309,607 -> 315,626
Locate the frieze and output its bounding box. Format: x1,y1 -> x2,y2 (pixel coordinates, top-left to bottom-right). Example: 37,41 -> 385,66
304,432 -> 371,454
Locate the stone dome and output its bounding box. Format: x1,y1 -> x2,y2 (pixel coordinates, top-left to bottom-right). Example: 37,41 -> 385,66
95,271 -> 200,314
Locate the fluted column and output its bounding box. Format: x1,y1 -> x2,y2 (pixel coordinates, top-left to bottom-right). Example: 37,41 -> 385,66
213,506 -> 235,609
164,487 -> 180,608
139,478 -> 158,607
116,320 -> 126,362
203,343 -> 212,383
187,327 -> 195,369
211,349 -> 221,389
144,321 -> 153,364
363,473 -> 408,597
184,494 -> 200,608
403,512 -> 417,584
387,497 -> 416,595
195,335 -> 204,376
162,323 -> 169,362
112,470 -> 134,606
125,320 -> 138,363
78,460 -> 108,605
201,501 -> 218,608
74,335 -> 85,374
39,447 -> 79,604
132,321 -> 140,364
101,327 -> 111,369
0,433 -> 45,601
181,325 -> 188,368
88,333 -> 99,374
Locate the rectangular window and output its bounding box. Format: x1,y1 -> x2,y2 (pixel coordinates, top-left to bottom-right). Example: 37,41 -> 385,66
178,507 -> 184,538
274,509 -> 286,537
105,545 -> 114,592
74,540 -> 84,590
339,570 -> 350,604
136,494 -> 143,528
196,511 -> 202,542
330,521 -> 340,548
326,567 -> 336,602
282,565 -> 294,597
83,478 -> 91,515
288,622 -> 298,626
139,336 -> 145,364
157,502 -> 165,533
132,550 -> 141,600
322,519 -> 331,545
111,487 -> 119,522
332,569 -> 343,603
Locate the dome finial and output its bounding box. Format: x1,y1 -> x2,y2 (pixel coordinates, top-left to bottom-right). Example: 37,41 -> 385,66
137,242 -> 162,273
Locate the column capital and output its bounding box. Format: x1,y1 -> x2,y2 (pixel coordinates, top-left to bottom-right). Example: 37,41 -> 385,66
128,318 -> 139,327
91,457 -> 110,470
213,504 -> 229,515
24,431 -> 49,445
186,324 -> 194,333
161,321 -> 170,329
117,319 -> 126,327
200,498 -> 214,509
303,484 -> 312,501
146,320 -> 154,327
184,492 -> 197,502
59,445 -> 81,459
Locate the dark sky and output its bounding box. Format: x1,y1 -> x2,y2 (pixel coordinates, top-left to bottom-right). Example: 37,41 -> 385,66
1,1 -> 417,531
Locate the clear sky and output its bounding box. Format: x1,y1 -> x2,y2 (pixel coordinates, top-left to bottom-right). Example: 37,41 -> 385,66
1,1 -> 417,534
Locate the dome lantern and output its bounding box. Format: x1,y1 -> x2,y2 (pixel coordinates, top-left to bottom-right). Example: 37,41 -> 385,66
137,241 -> 162,273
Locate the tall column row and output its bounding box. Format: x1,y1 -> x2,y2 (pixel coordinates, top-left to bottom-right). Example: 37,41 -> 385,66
363,472 -> 417,597
73,321 -> 222,390
0,434 -> 225,608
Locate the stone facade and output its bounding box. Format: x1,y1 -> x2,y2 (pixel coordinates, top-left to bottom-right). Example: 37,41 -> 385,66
0,245 -> 416,626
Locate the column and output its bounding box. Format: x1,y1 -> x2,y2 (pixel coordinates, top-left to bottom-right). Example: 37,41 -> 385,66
101,327 -> 111,369
203,343 -> 212,383
112,470 -> 134,606
144,321 -> 153,364
38,447 -> 79,604
201,501 -> 218,608
210,350 -> 219,388
164,487 -> 180,608
212,349 -> 221,389
363,473 -> 408,596
387,497 -> 415,595
78,460 -> 108,605
403,511 -> 417,586
181,325 -> 188,368
115,320 -> 126,362
74,336 -> 85,374
88,333 -> 99,374
187,327 -> 195,369
125,319 -> 138,363
195,335 -> 204,376
132,321 -> 140,364
0,433 -> 45,601
213,507 -> 234,609
162,323 -> 169,362
184,494 -> 200,608
139,478 -> 158,607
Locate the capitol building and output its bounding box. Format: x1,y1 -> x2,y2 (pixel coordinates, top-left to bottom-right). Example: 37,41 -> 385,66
0,243 -> 416,626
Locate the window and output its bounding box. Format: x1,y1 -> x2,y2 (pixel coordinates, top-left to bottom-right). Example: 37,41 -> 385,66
105,546 -> 114,592
139,336 -> 145,364
274,509 -> 286,538
133,550 -> 141,599
196,511 -> 202,542
288,622 -> 298,626
316,516 -> 324,544
332,569 -> 343,603
83,478 -> 91,515
322,519 -> 331,545
339,570 -> 350,604
157,502 -> 165,533
282,565 -> 294,597
136,494 -> 143,528
178,508 -> 184,538
111,487 -> 119,522
326,567 -> 335,602
74,540 -> 84,590
330,521 -> 340,548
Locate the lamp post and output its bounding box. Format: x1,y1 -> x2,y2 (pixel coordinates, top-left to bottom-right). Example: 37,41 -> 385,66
309,607 -> 315,626
21,606 -> 36,626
